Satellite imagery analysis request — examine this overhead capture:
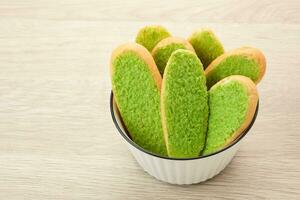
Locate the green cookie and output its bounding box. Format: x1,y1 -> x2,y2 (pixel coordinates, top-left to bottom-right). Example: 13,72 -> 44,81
111,43 -> 167,156
161,49 -> 208,158
188,28 -> 224,69
152,37 -> 195,75
136,25 -> 171,52
205,47 -> 266,88
202,75 -> 258,155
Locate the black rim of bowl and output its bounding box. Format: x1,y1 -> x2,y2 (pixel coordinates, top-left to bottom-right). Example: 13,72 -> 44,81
110,91 -> 259,161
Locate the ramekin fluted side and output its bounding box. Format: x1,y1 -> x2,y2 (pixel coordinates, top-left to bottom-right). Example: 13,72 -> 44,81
126,141 -> 240,184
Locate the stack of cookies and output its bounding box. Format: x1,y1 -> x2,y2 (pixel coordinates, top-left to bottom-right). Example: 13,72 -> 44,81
110,25 -> 266,158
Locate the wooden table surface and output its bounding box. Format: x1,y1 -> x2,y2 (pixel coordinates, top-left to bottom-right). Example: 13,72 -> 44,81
0,0 -> 299,199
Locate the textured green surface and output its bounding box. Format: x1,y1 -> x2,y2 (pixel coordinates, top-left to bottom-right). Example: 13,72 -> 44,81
112,51 -> 167,156
189,29 -> 224,69
153,43 -> 187,75
202,80 -> 248,155
206,55 -> 260,88
162,50 -> 208,158
136,26 -> 171,52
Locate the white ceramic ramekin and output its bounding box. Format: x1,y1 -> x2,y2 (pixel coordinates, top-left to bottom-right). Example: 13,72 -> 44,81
110,92 -> 258,185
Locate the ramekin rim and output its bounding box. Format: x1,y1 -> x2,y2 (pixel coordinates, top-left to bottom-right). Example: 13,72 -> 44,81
110,91 -> 259,161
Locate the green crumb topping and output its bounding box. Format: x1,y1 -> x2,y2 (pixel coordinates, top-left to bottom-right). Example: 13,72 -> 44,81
202,80 -> 248,155
163,50 -> 208,158
112,51 -> 167,156
189,29 -> 224,69
136,26 -> 171,52
153,43 -> 187,75
206,55 -> 260,88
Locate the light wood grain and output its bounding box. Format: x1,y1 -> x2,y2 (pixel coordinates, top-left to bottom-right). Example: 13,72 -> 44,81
0,0 -> 299,199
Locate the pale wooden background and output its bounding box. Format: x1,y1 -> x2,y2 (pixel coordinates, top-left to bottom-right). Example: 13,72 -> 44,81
0,0 -> 299,199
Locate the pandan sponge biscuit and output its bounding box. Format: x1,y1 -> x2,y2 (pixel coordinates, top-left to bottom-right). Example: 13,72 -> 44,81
152,37 -> 195,75
110,43 -> 167,156
188,28 -> 224,69
205,47 -> 266,88
135,25 -> 171,52
202,75 -> 258,155
161,49 -> 209,158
